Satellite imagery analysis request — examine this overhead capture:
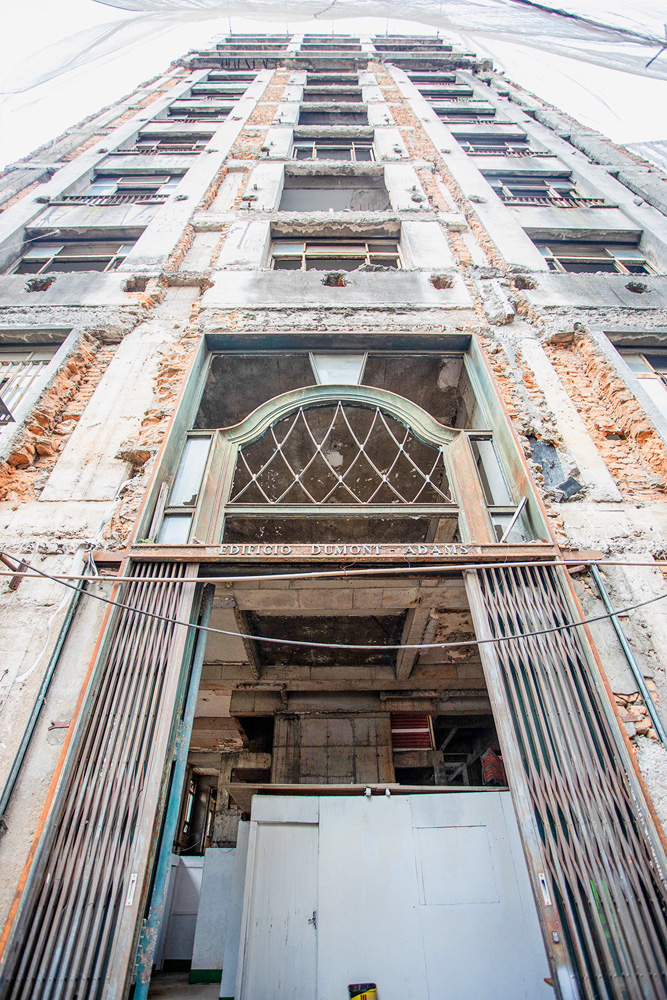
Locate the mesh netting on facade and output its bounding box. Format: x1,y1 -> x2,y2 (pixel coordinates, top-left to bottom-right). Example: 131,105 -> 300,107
2,0 -> 667,95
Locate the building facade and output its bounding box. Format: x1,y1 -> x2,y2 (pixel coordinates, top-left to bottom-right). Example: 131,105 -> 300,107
0,30 -> 667,1000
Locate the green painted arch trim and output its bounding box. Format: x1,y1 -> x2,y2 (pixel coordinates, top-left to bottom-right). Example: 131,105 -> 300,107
219,384 -> 460,449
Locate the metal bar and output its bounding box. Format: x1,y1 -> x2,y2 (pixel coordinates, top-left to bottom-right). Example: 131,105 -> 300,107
0,563 -> 198,1000
467,564 -> 667,1000
0,580 -> 84,834
133,584 -> 215,999
590,565 -> 667,745
499,497 -> 527,542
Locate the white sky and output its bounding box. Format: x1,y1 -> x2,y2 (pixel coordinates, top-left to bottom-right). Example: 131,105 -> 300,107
2,0 -> 667,170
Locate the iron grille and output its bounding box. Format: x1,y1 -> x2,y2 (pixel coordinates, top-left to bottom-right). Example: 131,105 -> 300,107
54,193 -> 169,206
0,356 -> 51,422
229,402 -> 452,506
471,564 -> 667,1000
0,563 -> 196,1000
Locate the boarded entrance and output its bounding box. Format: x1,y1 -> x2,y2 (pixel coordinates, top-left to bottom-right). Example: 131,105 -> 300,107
235,791 -> 550,1000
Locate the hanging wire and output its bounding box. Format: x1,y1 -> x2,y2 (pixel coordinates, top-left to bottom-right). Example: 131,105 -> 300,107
2,548 -> 666,653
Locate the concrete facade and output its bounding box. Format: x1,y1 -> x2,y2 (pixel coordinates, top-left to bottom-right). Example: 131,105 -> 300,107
0,30 -> 666,1000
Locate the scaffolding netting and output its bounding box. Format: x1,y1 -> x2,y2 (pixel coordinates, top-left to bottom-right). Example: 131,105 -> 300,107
2,1 -> 667,96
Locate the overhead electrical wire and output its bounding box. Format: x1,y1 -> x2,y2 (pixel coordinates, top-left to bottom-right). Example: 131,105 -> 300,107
2,549 -> 666,653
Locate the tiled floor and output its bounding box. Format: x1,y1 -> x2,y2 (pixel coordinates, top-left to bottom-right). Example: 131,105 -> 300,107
147,972 -> 220,999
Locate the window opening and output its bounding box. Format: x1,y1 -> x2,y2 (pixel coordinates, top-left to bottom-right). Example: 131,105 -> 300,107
487,174 -> 604,208
131,136 -> 212,154
279,175 -> 391,212
619,350 -> 667,420
292,138 -> 374,161
535,240 -> 655,275
10,240 -> 136,275
309,353 -> 367,385
302,89 -> 362,103
298,108 -> 368,126
229,402 -> 452,506
271,238 -> 400,270
59,174 -> 181,206
0,345 -> 59,424
438,110 -> 496,124
156,434 -> 212,543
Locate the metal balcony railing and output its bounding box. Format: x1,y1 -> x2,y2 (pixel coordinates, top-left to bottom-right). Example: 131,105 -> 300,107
467,148 -> 552,157
53,193 -> 169,206
0,358 -> 51,424
500,194 -> 607,208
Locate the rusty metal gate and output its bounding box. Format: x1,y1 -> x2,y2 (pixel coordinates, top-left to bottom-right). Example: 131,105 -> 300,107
466,564 -> 667,1000
0,562 -> 199,1000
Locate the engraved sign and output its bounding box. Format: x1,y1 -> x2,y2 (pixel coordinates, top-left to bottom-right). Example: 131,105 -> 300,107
218,542 -> 474,559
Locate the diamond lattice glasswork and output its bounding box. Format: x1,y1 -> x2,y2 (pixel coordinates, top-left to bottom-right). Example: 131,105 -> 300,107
229,403 -> 452,505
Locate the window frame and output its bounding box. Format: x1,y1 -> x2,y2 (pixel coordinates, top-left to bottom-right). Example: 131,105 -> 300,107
536,241 -> 656,275
10,240 -> 136,275
270,238 -> 402,271
291,138 -> 375,162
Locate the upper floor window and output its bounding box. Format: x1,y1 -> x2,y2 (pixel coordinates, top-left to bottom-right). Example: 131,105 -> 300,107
0,345 -> 59,425
298,108 -> 368,127
438,111 -> 496,125
302,89 -> 363,103
459,136 -> 532,156
619,350 -> 667,419
535,240 -> 655,275
60,174 -> 181,204
11,239 -> 135,275
292,138 -> 374,162
487,174 -> 604,208
131,136 -> 212,154
271,238 -> 401,270
307,73 -> 359,86
167,107 -> 231,122
419,87 -> 474,100
206,71 -> 257,82
279,174 -> 390,212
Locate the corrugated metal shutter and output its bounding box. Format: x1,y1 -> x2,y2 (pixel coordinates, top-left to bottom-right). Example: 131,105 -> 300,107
466,563 -> 667,1000
391,714 -> 434,751
0,562 -> 198,1000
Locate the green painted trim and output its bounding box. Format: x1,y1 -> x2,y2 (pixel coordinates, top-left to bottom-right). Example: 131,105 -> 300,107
189,969 -> 223,983
220,384 -> 460,448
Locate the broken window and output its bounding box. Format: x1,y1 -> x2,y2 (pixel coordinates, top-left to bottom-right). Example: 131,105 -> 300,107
271,238 -> 400,270
155,434 -> 212,544
130,135 -> 212,154
11,239 -> 136,274
149,351 -> 533,547
298,108 -> 368,126
458,135 -> 532,155
0,344 -> 60,425
309,353 -> 366,384
487,173 -> 603,207
302,89 -> 362,103
534,240 -> 655,274
437,110 -> 496,124
59,173 -> 182,204
619,350 -> 667,419
167,107 -> 232,122
418,86 -> 474,100
279,174 -> 391,212
292,138 -> 374,161
229,403 -> 453,506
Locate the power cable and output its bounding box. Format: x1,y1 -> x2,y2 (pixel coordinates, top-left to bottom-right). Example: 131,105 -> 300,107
2,554 -> 667,586
3,549 -> 667,653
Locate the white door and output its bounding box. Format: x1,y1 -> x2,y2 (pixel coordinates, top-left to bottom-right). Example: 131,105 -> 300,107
239,821 -> 319,1000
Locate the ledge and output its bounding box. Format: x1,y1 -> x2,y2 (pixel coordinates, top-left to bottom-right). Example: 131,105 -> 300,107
523,272 -> 667,309
200,268 -> 472,309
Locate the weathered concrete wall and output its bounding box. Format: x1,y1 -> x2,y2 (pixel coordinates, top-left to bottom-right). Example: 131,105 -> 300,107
2,33 -> 667,965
